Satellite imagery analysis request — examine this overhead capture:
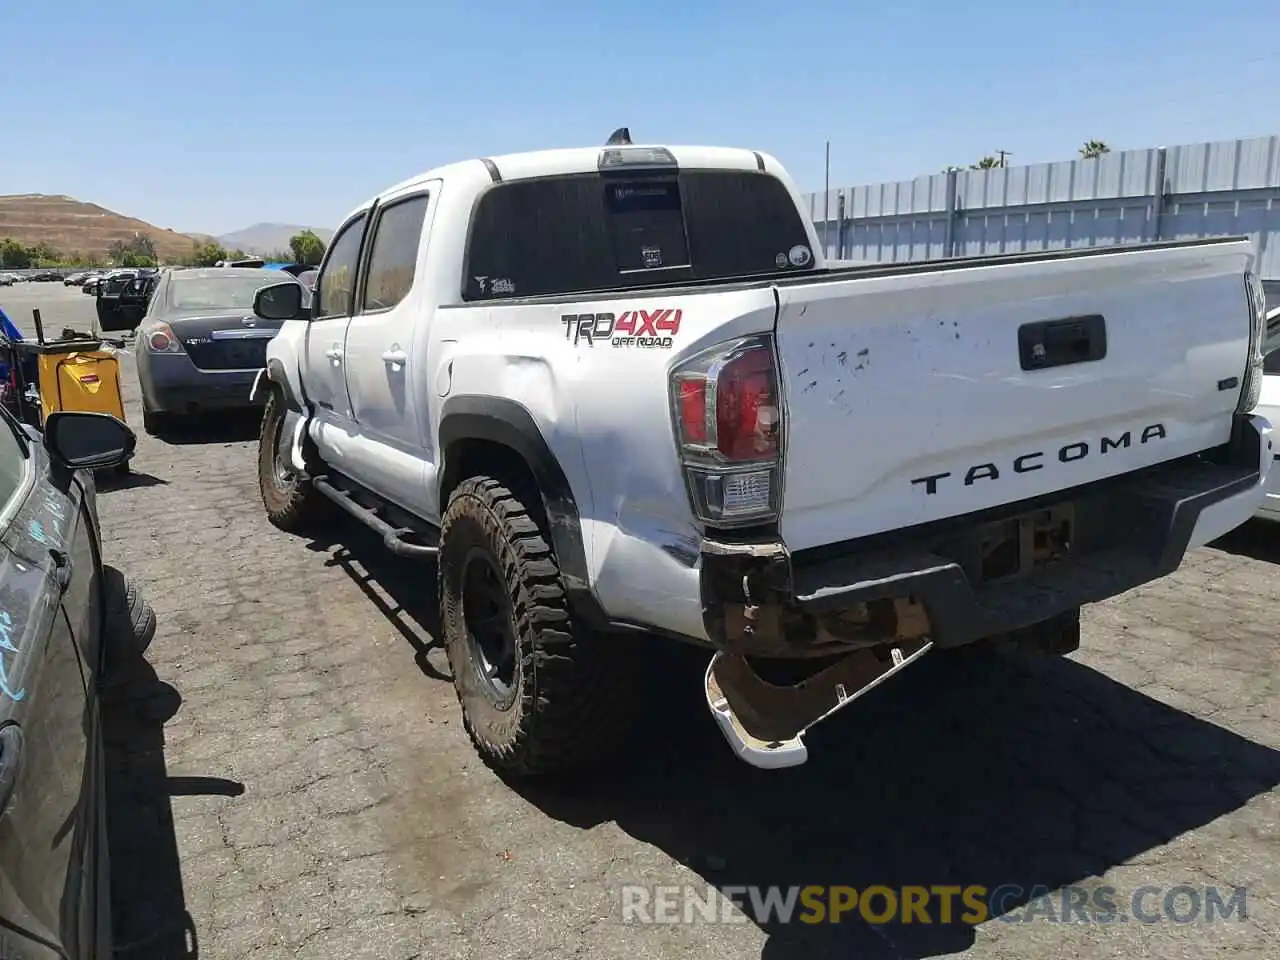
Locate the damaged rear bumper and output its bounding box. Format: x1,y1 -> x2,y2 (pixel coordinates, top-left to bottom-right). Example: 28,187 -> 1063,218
698,414 -> 1272,768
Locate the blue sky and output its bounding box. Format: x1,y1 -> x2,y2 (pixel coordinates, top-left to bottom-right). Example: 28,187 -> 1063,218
2,0 -> 1277,236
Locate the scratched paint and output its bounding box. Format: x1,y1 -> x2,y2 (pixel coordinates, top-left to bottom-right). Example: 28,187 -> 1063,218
0,611 -> 24,702
26,494 -> 69,550
27,520 -> 50,546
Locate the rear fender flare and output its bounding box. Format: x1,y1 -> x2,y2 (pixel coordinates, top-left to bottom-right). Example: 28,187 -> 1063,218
437,396 -> 600,622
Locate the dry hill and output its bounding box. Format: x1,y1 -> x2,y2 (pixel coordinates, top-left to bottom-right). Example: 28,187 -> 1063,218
0,194 -> 202,261
218,223 -> 334,256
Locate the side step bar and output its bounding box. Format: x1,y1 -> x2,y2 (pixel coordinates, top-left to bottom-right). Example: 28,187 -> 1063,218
312,477 -> 439,560
704,637 -> 933,769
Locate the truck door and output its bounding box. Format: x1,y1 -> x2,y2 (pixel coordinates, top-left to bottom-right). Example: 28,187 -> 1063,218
0,436 -> 93,958
342,187 -> 437,515
303,211 -> 368,429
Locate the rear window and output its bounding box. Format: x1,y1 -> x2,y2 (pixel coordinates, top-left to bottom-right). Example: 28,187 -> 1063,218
169,273 -> 284,311
462,169 -> 815,301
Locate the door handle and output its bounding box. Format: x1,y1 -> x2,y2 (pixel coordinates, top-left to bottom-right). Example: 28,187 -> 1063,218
381,350 -> 407,367
324,346 -> 343,362
49,548 -> 72,591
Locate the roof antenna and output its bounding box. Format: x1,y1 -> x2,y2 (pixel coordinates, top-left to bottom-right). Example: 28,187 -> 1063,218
605,127 -> 632,146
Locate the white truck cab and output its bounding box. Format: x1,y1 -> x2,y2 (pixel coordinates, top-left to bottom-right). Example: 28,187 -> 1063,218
246,135 -> 1273,776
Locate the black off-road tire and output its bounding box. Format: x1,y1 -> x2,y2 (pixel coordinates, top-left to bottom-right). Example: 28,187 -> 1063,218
258,388 -> 331,532
103,564 -> 156,668
440,476 -> 638,777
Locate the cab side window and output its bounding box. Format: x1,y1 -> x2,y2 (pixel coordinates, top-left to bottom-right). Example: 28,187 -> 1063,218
313,213 -> 368,319
360,195 -> 429,313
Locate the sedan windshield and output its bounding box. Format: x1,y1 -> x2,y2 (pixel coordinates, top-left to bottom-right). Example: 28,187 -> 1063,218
169,273 -> 283,311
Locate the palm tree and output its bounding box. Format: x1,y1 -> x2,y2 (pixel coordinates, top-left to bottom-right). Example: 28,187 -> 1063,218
1079,140 -> 1111,159
971,156 -> 1001,170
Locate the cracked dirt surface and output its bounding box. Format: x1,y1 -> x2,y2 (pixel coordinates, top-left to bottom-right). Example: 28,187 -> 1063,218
7,285 -> 1277,959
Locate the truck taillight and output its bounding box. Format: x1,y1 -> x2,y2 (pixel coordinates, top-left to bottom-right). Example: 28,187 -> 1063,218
1240,271 -> 1266,413
671,335 -> 783,527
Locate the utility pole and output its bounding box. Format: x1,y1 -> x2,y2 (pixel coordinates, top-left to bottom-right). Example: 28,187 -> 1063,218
997,149 -> 1012,168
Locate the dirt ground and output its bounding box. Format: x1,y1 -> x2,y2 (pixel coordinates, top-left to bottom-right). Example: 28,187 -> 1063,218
3,282 -> 1277,960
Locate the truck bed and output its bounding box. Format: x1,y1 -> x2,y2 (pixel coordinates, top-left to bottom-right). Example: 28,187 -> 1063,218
438,236 -> 1251,309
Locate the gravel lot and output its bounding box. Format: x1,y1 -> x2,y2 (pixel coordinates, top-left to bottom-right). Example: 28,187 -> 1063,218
1,282 -> 1277,960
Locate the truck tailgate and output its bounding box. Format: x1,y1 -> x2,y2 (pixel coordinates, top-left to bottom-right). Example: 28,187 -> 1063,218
774,240 -> 1255,552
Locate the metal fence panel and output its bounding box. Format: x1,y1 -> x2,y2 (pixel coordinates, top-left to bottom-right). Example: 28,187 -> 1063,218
809,135 -> 1280,281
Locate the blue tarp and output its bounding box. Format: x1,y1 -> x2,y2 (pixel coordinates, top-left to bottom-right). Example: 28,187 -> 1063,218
0,307 -> 22,343
0,306 -> 23,384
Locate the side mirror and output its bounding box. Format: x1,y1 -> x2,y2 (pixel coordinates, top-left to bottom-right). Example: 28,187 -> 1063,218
44,412 -> 135,471
253,282 -> 306,321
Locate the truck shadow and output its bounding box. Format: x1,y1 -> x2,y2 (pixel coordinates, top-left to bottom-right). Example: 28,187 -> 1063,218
102,657 -> 243,959
305,523 -> 449,682
519,647 -> 1280,959
297,514 -> 1280,959
1209,519 -> 1280,565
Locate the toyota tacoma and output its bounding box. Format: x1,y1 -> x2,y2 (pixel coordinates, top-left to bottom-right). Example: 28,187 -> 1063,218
243,134 -> 1273,774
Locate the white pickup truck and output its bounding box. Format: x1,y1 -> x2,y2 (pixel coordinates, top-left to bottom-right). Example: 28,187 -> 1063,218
1253,305 -> 1280,522
246,135 -> 1273,775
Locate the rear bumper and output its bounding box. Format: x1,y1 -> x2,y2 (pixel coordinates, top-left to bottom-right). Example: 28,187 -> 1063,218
700,414 -> 1273,655
138,351 -> 263,415
1254,450 -> 1280,523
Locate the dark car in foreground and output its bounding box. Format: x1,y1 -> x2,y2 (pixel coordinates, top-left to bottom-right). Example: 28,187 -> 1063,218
133,267 -> 302,434
0,407 -> 155,959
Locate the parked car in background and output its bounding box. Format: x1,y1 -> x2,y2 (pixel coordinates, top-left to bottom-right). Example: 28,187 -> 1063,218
1253,304 -> 1280,523
0,406 -> 155,959
265,262 -> 317,279
0,273 -> 14,286
94,270 -> 138,330
134,267 -> 302,433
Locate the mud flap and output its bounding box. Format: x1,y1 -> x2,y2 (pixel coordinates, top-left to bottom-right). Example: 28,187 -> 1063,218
282,410 -> 308,474
704,637 -> 933,769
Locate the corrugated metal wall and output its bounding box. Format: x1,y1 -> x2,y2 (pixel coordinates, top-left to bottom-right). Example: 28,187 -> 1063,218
805,135 -> 1280,295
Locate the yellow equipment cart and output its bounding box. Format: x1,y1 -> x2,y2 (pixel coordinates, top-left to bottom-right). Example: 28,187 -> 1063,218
33,345 -> 128,425
8,309 -> 132,473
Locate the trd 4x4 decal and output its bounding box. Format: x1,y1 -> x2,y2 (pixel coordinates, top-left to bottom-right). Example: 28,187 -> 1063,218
561,309 -> 682,348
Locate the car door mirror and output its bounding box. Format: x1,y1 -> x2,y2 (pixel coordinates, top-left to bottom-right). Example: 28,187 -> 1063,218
44,412 -> 136,470
254,281 -> 307,321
